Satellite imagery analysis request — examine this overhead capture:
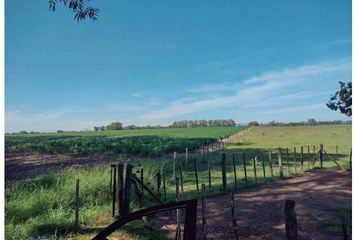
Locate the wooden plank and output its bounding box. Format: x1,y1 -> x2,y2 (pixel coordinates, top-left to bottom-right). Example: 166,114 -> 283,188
319,144 -> 324,168
208,156 -> 211,189
173,151 -> 177,181
162,166 -> 166,200
156,168 -> 161,201
179,162 -> 184,197
307,146 -> 310,170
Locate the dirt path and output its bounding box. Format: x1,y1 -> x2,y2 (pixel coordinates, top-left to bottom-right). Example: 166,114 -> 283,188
197,169 -> 351,240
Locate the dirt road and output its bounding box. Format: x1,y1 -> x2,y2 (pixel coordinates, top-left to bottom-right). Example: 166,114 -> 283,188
198,169 -> 351,240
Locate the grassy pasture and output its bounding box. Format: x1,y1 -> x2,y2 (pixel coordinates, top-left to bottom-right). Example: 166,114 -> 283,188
5,125 -> 352,239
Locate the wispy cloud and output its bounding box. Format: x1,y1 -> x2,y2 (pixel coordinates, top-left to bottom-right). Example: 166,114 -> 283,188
138,58 -> 351,121
132,91 -> 146,98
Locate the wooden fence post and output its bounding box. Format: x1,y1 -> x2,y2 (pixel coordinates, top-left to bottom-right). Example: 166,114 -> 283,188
307,146 -> 310,170
122,164 -> 132,216
312,145 -> 316,168
253,156 -> 257,183
319,144 -> 324,168
286,148 -> 290,176
194,158 -> 199,193
350,149 -> 352,171
261,152 -> 266,183
278,148 -> 283,179
186,148 -> 188,165
162,166 -> 166,200
293,147 -> 297,174
208,157 -> 211,190
336,145 -> 338,159
156,168 -> 161,201
175,177 -> 181,240
75,179 -> 80,231
110,165 -> 113,194
300,147 -> 304,174
179,162 -> 184,197
201,184 -> 207,240
112,165 -> 117,217
285,200 -> 298,240
231,192 -> 239,240
117,163 -> 124,217
140,167 -> 144,200
232,154 -> 237,189
221,153 -> 227,192
173,152 -> 177,181
242,152 -> 248,185
268,150 -> 274,177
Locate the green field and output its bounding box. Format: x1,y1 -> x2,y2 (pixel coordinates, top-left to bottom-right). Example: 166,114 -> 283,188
5,127 -> 243,157
5,125 -> 352,240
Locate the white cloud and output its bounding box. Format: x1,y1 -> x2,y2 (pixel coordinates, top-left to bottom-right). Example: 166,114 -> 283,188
132,91 -> 146,98
138,58 -> 351,121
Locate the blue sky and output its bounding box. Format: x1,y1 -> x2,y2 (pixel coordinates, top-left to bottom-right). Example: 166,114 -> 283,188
5,0 -> 352,132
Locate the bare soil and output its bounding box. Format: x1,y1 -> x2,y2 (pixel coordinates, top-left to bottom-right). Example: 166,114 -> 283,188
197,169 -> 351,240
5,153 -> 114,183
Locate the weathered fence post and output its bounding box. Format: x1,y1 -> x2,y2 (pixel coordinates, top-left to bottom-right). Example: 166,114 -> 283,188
253,156 -> 257,183
112,165 -> 117,217
307,146 -> 310,170
242,152 -> 248,185
231,192 -> 239,240
221,153 -> 227,192
268,150 -> 274,177
194,158 -> 199,193
208,157 -> 211,190
75,179 -> 80,231
140,167 -> 144,200
278,148 -> 283,179
117,163 -> 124,217
350,149 -> 352,171
156,168 -> 161,201
286,148 -> 290,176
312,145 -> 316,168
110,165 -> 113,194
300,146 -> 304,174
186,148 -> 188,165
336,145 -> 338,159
319,144 -> 324,168
175,177 -> 181,240
261,152 -> 266,182
293,147 -> 297,174
285,200 -> 298,240
122,164 -> 132,216
179,162 -> 184,197
162,166 -> 166,200
232,154 -> 237,189
173,151 -> 177,181
201,184 -> 207,240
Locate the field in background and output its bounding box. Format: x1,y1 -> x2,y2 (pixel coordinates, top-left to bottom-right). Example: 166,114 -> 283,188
5,125 -> 352,240
5,127 -> 243,157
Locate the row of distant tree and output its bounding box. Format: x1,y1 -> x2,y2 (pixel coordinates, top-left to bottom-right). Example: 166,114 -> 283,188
248,119 -> 351,127
9,118 -> 351,135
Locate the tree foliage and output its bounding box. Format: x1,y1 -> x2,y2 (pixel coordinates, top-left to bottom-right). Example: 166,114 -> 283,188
49,0 -> 99,21
327,81 -> 352,117
106,122 -> 123,130
170,119 -> 236,128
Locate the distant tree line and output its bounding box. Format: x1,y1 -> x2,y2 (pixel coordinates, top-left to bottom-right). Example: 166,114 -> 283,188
247,119 -> 351,127
170,119 -> 236,128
